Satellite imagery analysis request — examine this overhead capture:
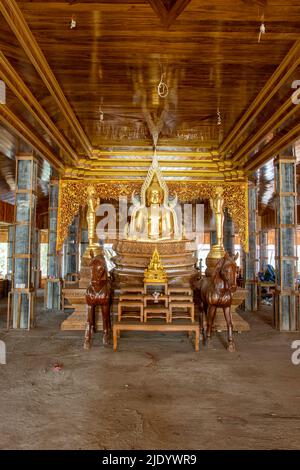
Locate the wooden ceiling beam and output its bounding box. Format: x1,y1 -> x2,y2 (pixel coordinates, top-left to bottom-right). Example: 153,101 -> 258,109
147,0 -> 192,28
0,104 -> 65,171
219,39 -> 300,156
244,122 -> 300,173
0,0 -> 93,157
231,98 -> 298,167
0,52 -> 79,167
91,149 -> 219,158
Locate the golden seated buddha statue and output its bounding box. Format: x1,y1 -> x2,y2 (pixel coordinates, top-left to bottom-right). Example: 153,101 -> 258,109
125,154 -> 182,241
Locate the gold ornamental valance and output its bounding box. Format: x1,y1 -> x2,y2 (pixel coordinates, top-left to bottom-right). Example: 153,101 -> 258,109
57,179 -> 248,252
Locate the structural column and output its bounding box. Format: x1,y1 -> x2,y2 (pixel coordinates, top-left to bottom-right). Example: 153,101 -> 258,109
224,208 -> 235,256
8,155 -> 37,329
245,184 -> 258,311
79,207 -> 89,267
274,154 -> 299,331
259,229 -> 268,272
46,179 -> 61,309
63,214 -> 79,280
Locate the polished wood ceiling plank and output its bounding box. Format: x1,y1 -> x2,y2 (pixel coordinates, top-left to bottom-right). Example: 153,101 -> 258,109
0,0 -> 93,157
0,0 -> 297,177
147,0 -> 192,28
0,105 -> 65,170
0,52 -> 78,166
231,99 -> 297,167
10,0 -> 298,154
245,121 -> 300,173
219,39 -> 300,156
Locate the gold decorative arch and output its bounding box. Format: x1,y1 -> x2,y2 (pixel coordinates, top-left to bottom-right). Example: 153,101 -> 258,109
57,179 -> 248,252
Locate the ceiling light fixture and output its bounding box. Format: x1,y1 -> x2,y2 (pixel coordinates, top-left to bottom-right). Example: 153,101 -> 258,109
157,72 -> 169,98
99,99 -> 104,122
258,11 -> 266,43
70,16 -> 77,29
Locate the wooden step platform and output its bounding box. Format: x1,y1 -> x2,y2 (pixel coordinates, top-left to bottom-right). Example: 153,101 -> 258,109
169,302 -> 195,322
113,321 -> 200,351
144,306 -> 169,322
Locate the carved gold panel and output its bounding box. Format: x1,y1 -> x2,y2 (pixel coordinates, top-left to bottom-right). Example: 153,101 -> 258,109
57,179 -> 248,252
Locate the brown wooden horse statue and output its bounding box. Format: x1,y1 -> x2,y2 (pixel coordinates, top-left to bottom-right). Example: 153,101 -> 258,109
84,250 -> 112,349
192,252 -> 238,351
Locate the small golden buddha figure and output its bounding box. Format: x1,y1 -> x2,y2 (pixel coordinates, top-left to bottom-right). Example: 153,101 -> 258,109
126,172 -> 181,241
144,248 -> 167,283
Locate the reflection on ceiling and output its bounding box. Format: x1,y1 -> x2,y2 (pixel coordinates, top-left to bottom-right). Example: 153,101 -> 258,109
0,0 -> 300,214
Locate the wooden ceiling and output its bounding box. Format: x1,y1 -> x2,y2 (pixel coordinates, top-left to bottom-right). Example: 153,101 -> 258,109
1,0 -> 300,204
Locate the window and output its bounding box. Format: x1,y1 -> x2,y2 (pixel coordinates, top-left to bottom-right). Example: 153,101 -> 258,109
40,243 -> 48,278
0,242 -> 8,278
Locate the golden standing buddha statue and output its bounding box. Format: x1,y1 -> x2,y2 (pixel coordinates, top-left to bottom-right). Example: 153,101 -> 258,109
84,185 -> 101,258
210,186 -> 225,252
205,186 -> 225,275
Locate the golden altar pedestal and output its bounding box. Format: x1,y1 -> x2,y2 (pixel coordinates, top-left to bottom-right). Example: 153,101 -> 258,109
112,239 -> 197,289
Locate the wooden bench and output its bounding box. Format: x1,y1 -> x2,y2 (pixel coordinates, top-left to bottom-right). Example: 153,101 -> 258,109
113,322 -> 200,351
168,287 -> 193,296
169,295 -> 193,302
144,306 -> 169,322
143,294 -> 168,308
169,302 -> 195,323
120,287 -> 144,294
119,293 -> 143,301
117,301 -> 143,322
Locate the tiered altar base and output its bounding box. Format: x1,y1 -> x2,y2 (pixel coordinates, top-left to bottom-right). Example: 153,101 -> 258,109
113,239 -> 197,289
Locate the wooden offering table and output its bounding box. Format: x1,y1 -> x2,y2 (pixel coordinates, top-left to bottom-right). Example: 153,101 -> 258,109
113,321 -> 200,352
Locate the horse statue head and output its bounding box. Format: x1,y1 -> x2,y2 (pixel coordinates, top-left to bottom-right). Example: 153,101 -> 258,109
212,252 -> 239,293
89,250 -> 109,288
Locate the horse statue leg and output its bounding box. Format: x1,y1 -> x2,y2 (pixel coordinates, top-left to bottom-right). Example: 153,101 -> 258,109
84,305 -> 94,349
223,306 -> 235,352
202,302 -> 208,343
206,305 -> 217,342
101,302 -> 111,347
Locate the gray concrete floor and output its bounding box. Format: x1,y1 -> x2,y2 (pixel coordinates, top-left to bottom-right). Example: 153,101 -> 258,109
0,293 -> 300,450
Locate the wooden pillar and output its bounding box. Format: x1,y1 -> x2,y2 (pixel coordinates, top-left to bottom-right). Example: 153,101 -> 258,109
224,208 -> 235,256
259,230 -> 268,272
274,154 -> 299,331
245,184 -> 258,311
8,155 -> 37,329
46,179 -> 61,309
